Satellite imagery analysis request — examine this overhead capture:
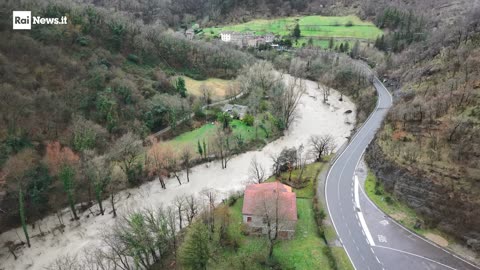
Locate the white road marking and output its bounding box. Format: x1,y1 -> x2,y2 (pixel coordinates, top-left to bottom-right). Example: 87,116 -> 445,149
358,212 -> 376,246
358,176 -> 480,269
355,174 -> 376,246
380,220 -> 389,226
354,175 -> 360,209
374,245 -> 458,270
377,235 -> 387,243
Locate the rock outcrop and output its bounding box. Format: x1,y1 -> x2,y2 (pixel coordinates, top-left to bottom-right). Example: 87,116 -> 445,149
366,140 -> 480,252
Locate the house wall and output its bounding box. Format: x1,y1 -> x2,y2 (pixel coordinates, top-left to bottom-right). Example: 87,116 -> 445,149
243,214 -> 296,239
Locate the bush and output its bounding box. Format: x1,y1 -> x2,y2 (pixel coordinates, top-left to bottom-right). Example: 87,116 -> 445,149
127,54 -> 140,63
345,21 -> 354,27
76,36 -> 89,46
242,114 -> 254,126
385,196 -> 393,205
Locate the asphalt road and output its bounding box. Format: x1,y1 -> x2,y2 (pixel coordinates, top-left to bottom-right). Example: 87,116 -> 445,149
324,77 -> 480,270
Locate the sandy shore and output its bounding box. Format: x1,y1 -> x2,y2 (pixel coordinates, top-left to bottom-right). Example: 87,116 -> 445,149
0,75 -> 355,270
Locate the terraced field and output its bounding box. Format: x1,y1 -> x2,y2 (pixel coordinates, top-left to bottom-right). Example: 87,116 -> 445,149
203,15 -> 383,46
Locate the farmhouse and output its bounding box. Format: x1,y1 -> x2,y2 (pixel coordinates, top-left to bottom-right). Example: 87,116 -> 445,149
242,182 -> 297,239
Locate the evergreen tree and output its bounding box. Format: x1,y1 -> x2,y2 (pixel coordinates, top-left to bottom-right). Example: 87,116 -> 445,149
19,189 -> 30,247
203,139 -> 207,159
350,40 -> 360,58
328,37 -> 334,50
176,77 -> 187,98
292,23 -> 301,40
197,140 -> 203,158
180,222 -> 210,270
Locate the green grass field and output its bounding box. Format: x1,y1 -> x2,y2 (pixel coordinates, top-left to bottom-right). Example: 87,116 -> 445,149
265,161 -> 325,198
203,15 -> 383,41
166,119 -> 271,153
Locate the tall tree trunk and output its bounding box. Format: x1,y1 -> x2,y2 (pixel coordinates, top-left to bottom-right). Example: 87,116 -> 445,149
97,193 -> 104,215
19,189 -> 30,248
68,192 -> 79,220
111,193 -> 117,218
174,173 -> 182,185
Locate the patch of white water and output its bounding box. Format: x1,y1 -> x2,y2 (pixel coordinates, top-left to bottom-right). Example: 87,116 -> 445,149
0,75 -> 355,270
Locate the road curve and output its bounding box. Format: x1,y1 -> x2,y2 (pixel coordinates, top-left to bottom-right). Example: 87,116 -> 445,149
324,77 -> 480,270
325,77 -> 392,270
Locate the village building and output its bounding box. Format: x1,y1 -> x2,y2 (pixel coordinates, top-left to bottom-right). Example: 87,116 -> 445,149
185,29 -> 194,40
220,31 -> 275,48
242,182 -> 297,239
222,104 -> 248,119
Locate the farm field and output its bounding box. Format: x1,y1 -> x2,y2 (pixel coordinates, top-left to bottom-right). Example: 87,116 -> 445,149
180,76 -> 235,101
203,15 -> 383,41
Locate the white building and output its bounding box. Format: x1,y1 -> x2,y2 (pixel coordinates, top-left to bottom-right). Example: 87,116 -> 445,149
220,31 -> 233,42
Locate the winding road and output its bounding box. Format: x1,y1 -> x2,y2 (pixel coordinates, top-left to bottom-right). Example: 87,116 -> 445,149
324,77 -> 480,270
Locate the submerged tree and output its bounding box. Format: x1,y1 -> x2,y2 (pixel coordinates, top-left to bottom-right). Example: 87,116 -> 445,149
87,155 -> 112,215
109,132 -> 143,186
59,165 -> 78,220
18,189 -> 30,247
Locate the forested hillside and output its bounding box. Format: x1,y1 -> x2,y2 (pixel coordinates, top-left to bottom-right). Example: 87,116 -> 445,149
0,0 -> 252,232
361,0 -> 480,251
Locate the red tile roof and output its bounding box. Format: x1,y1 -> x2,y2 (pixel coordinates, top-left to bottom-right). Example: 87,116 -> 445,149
242,182 -> 297,221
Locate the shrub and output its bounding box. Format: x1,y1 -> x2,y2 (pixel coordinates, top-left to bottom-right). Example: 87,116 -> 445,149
242,114 -> 254,126
385,196 -> 393,205
76,36 -> 89,46
345,21 -> 354,27
127,54 -> 140,63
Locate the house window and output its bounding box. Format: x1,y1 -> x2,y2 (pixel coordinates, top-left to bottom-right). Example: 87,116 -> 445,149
247,216 -> 252,222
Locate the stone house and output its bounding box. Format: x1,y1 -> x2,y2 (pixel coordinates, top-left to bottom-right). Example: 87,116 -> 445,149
242,182 -> 297,239
222,104 -> 248,119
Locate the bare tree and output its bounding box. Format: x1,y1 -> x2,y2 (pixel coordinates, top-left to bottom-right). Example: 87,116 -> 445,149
109,132 -> 143,186
255,188 -> 292,259
201,188 -> 217,234
185,194 -> 199,225
200,83 -> 212,105
296,144 -> 308,182
309,134 -> 336,161
213,128 -> 235,169
166,154 -> 182,186
174,195 -> 185,230
271,77 -> 306,130
146,141 -> 169,189
249,156 -> 266,183
180,147 -> 193,182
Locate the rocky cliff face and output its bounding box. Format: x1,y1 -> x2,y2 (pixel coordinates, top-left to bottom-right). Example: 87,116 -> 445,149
366,140 -> 480,252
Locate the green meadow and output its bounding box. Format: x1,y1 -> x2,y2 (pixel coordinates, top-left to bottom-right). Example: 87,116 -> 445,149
203,15 -> 383,41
